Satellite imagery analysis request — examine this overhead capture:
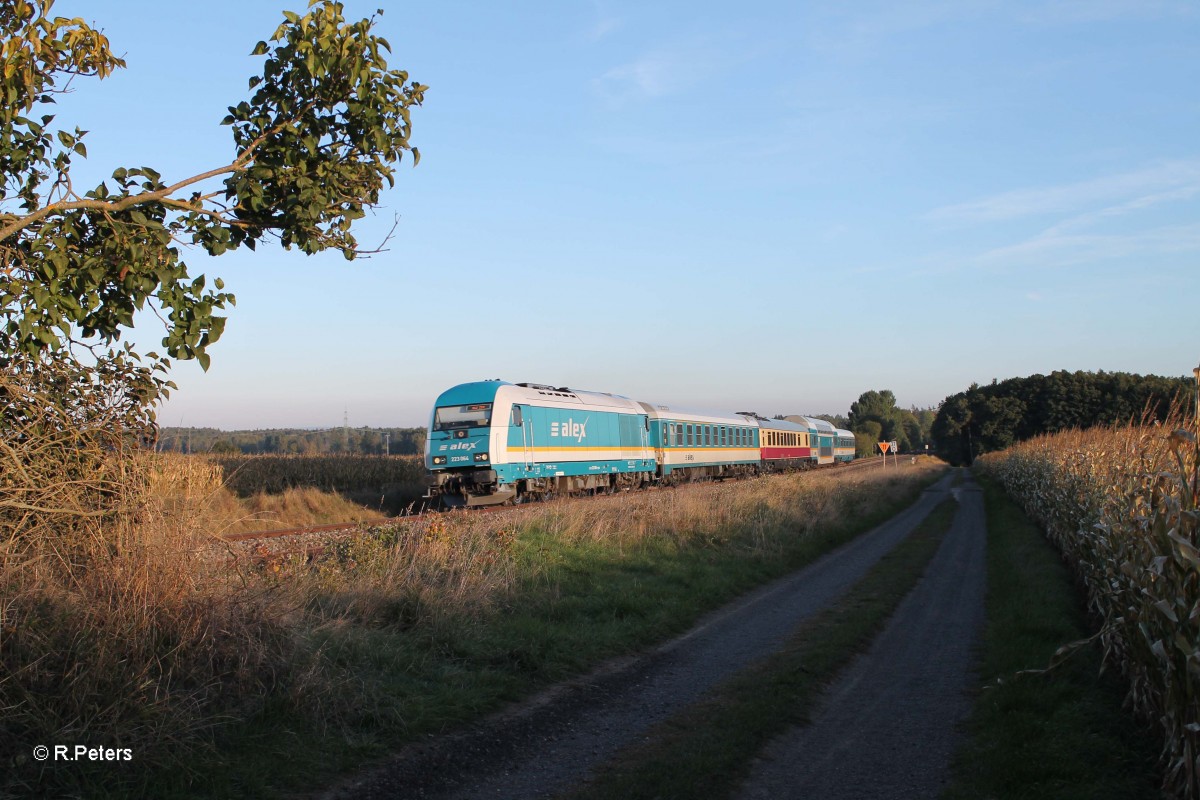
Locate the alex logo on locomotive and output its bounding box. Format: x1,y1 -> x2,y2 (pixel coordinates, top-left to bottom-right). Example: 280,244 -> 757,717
550,417 -> 589,442
437,441 -> 480,451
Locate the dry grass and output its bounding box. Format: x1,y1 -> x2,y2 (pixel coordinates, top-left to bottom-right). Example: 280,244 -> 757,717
2,452 -> 306,795
2,446 -> 942,796
522,460 -> 922,550
144,451 -> 397,535
976,410 -> 1200,799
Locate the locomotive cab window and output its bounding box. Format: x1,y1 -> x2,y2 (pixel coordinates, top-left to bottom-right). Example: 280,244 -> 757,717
434,403 -> 492,431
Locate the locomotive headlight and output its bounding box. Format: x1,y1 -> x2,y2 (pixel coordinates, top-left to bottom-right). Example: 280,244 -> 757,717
474,453 -> 489,462
432,456 -> 448,465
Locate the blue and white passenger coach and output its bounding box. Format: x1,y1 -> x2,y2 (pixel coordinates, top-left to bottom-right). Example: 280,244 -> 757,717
638,403 -> 761,483
425,381 -> 655,507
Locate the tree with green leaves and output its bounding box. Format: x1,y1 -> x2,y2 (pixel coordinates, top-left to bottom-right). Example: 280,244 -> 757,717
848,389 -> 910,450
1,0 -> 425,436
931,371 -> 1190,465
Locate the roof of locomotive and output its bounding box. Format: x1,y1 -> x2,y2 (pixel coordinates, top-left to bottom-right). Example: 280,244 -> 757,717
430,381 -> 644,414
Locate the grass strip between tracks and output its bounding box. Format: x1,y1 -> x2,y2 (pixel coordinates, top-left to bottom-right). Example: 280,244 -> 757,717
940,476 -> 1161,800
563,494 -> 960,800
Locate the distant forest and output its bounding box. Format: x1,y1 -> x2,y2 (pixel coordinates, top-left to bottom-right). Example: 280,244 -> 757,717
157,426 -> 427,455
931,370 -> 1192,465
157,369 -> 1192,464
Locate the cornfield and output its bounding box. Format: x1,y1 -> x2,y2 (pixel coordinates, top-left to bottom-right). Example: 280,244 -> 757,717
205,454 -> 427,496
975,415 -> 1199,799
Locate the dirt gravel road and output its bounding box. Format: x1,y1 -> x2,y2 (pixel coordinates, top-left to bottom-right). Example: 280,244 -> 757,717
323,469 -> 969,800
736,476 -> 987,800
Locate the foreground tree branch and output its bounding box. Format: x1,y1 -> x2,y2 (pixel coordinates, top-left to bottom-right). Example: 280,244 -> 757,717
1,0 -> 425,421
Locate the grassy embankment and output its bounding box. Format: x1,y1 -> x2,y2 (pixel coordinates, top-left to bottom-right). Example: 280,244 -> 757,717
942,475 -> 1160,799
3,454 -> 944,798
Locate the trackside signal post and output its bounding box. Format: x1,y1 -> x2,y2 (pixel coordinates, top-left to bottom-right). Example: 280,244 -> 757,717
878,441 -> 902,468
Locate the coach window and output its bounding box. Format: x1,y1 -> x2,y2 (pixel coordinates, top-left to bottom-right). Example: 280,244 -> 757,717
676,424 -> 684,446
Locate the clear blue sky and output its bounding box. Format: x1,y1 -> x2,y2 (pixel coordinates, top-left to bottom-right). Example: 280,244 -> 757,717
50,0 -> 1200,429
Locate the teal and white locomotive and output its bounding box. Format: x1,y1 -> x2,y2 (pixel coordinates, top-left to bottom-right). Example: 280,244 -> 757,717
425,381 -> 653,507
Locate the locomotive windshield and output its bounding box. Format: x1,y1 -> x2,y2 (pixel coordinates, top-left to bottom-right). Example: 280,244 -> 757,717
433,403 -> 492,431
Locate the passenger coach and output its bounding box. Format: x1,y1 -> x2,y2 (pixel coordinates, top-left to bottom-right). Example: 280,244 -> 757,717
638,403 -> 760,483
757,415 -> 814,470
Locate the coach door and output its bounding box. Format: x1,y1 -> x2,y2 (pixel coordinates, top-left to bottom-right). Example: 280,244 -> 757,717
514,405 -> 535,470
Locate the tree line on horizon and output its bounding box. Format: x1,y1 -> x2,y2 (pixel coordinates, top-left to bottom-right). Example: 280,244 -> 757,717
930,369 -> 1191,465
158,369 -> 1190,465
157,426 -> 427,456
